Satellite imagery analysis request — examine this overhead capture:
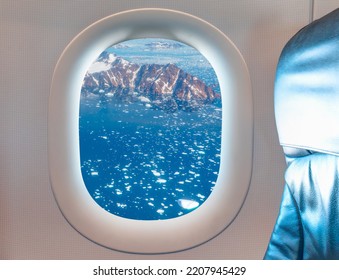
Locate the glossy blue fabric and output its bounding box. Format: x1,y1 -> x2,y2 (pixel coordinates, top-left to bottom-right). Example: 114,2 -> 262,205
264,9 -> 339,260
264,153 -> 339,259
275,8 -> 339,156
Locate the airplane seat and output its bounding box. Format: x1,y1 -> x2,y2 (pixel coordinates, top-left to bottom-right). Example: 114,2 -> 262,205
264,8 -> 339,259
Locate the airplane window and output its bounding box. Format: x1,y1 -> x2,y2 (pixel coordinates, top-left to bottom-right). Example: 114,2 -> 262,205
79,38 -> 222,220
49,8 -> 252,253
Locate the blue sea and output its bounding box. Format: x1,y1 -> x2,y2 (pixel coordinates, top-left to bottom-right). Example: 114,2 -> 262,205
79,39 -> 222,220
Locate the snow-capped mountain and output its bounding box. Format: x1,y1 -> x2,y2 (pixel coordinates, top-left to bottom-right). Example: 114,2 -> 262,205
81,51 -> 220,112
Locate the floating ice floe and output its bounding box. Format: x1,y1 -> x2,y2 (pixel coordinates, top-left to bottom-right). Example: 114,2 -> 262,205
115,189 -> 122,195
177,199 -> 200,210
116,203 -> 127,209
157,209 -> 165,215
156,178 -> 167,183
151,170 -> 161,176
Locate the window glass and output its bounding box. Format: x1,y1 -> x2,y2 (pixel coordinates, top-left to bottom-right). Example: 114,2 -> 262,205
79,38 -> 221,220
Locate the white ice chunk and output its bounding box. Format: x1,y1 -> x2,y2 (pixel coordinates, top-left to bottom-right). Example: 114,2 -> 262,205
151,170 -> 161,177
156,178 -> 167,183
177,199 -> 199,210
157,209 -> 165,214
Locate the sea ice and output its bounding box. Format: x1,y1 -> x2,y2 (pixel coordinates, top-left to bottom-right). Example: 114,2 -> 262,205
156,178 -> 167,184
177,199 -> 199,210
115,189 -> 122,195
156,209 -> 165,214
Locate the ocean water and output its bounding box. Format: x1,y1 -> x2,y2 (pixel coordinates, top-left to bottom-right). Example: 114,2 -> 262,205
79,39 -> 222,220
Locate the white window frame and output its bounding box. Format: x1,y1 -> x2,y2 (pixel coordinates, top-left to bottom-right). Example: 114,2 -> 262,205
49,8 -> 253,253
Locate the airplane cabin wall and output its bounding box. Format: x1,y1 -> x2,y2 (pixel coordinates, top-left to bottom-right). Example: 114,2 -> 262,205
0,0 -> 337,259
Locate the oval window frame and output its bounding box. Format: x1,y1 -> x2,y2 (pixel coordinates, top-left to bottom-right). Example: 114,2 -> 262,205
49,8 -> 253,253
